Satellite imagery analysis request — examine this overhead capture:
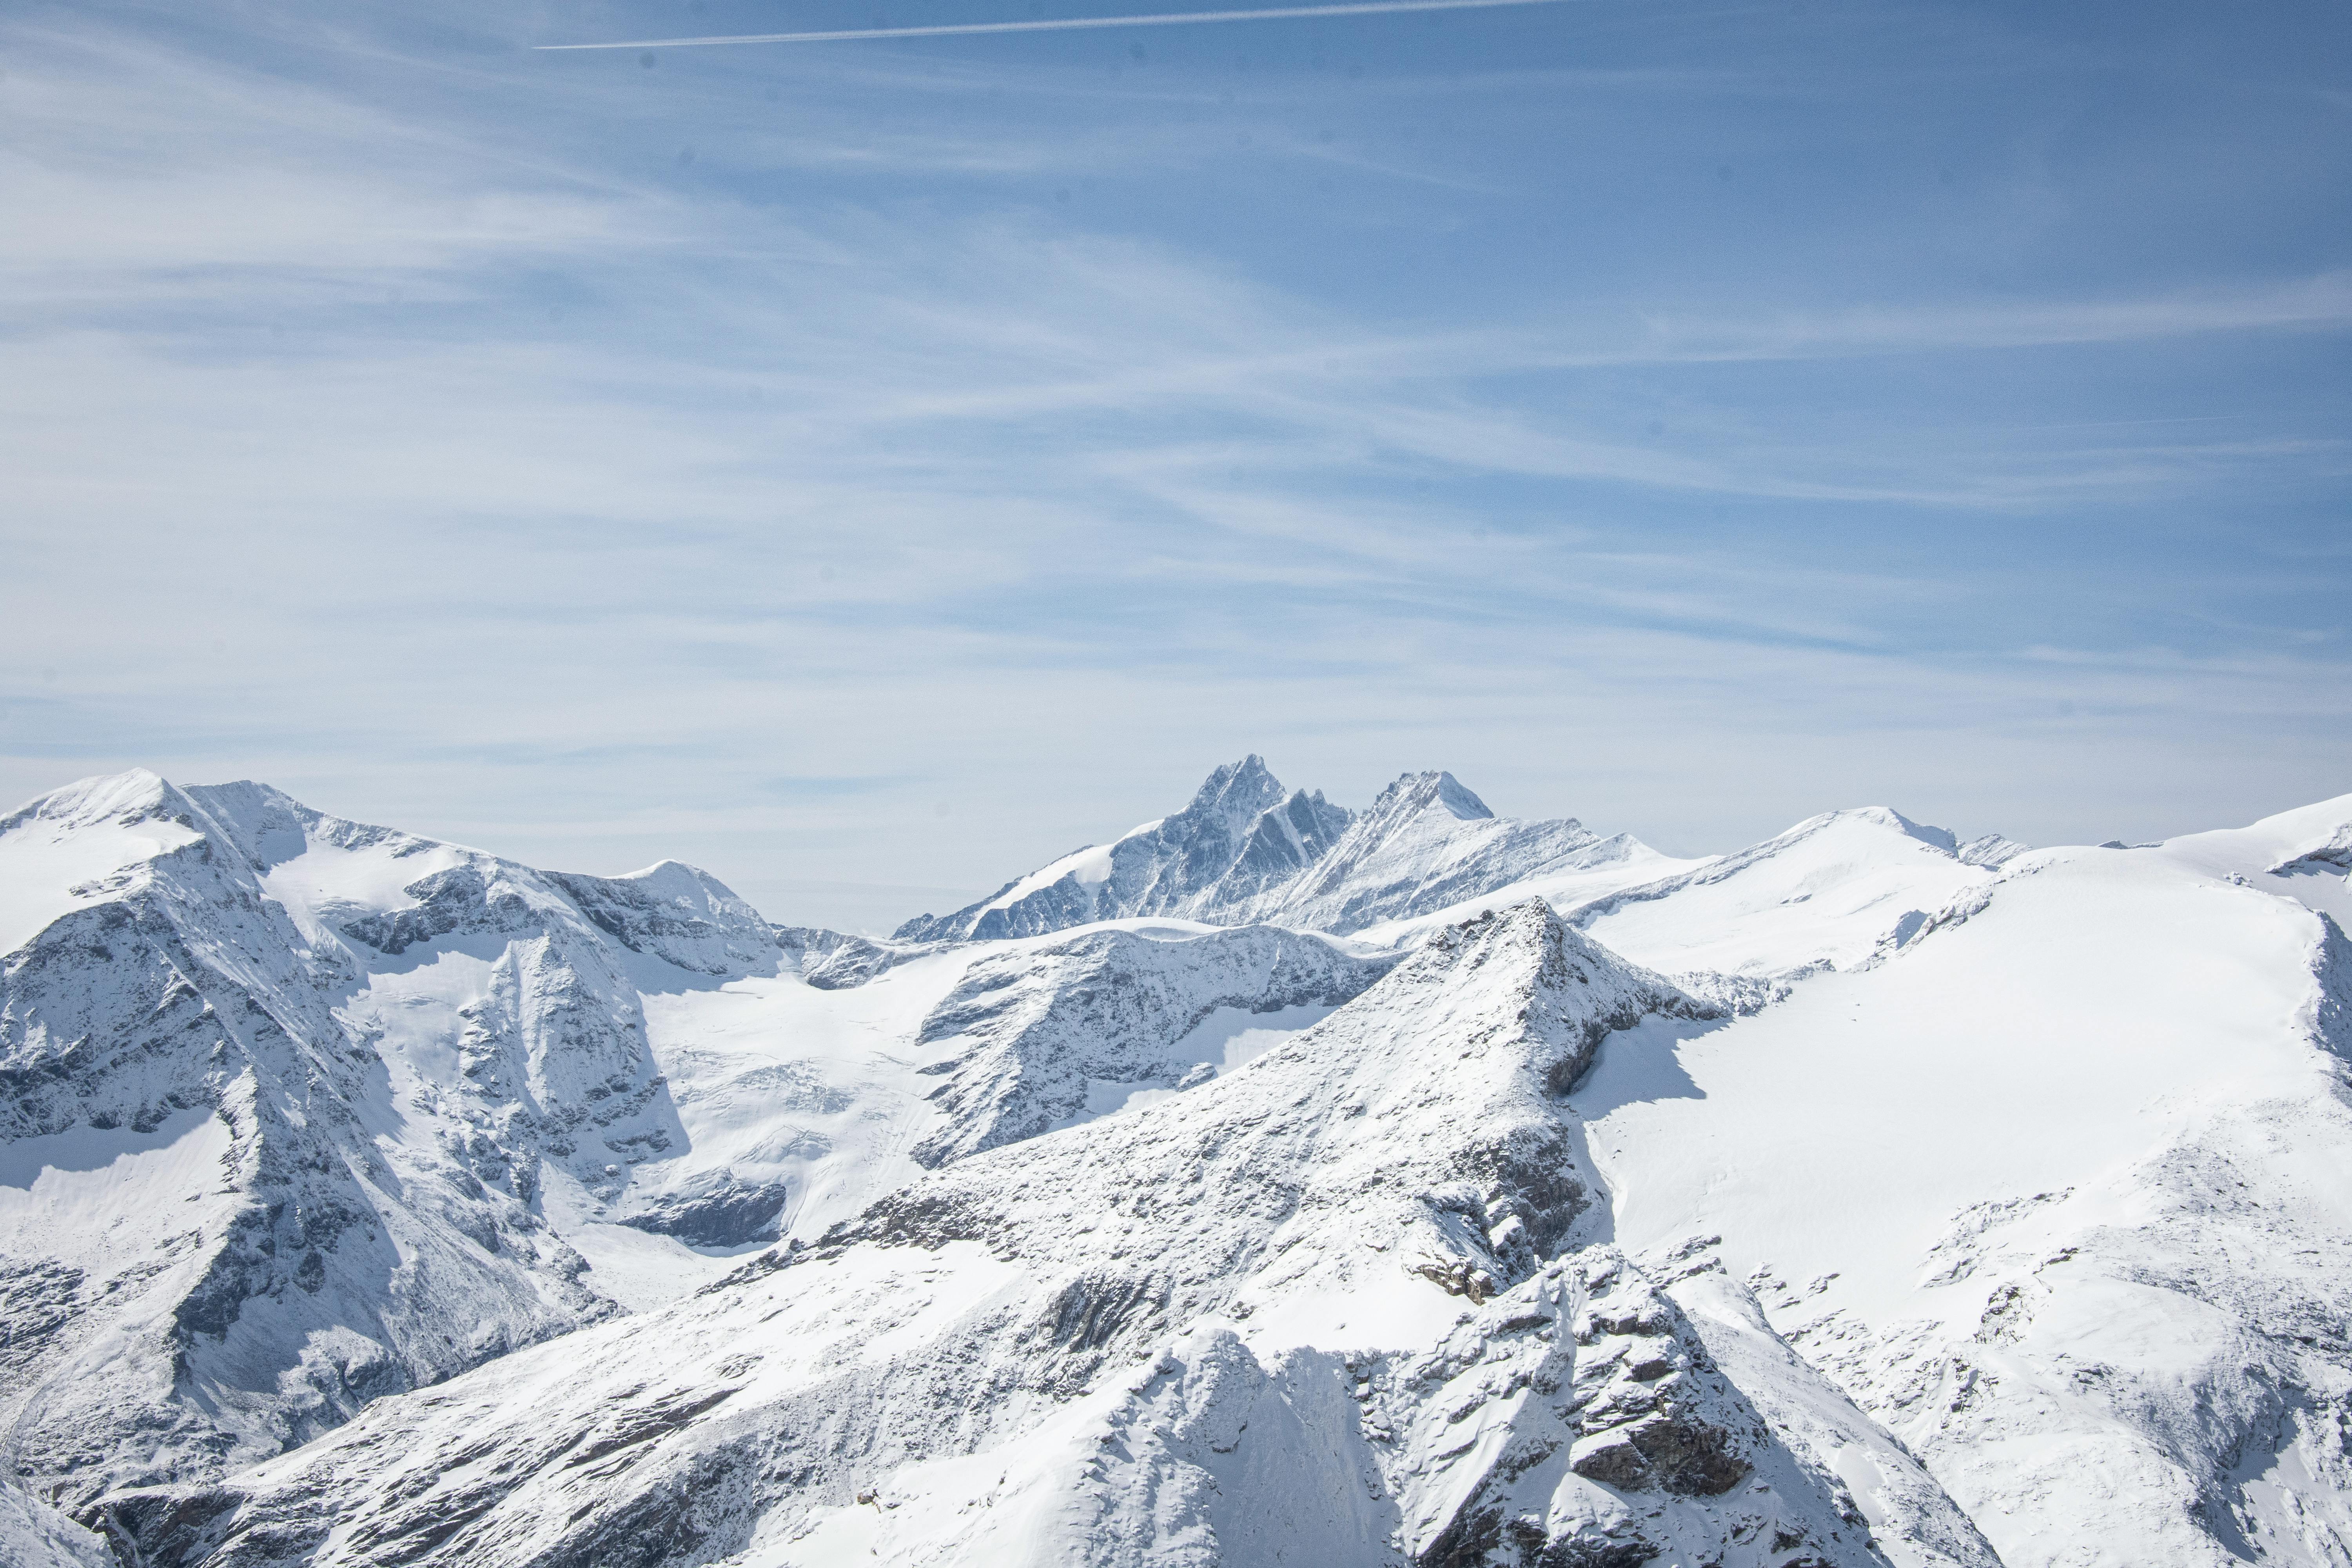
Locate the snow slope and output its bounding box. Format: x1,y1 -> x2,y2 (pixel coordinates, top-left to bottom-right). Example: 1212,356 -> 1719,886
0,773 -> 911,1497
1573,806 -> 1995,984
0,1475 -> 108,1568
1,773 -> 613,1501
1570,803 -> 2352,1566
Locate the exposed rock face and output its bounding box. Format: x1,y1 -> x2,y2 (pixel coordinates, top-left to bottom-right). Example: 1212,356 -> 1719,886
614,1177 -> 794,1247
906,922 -> 1396,1167
772,924 -> 932,989
896,758 -> 1655,942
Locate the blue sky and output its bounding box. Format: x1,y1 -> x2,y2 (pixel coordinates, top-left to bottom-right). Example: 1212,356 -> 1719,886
4,0 -> 2347,930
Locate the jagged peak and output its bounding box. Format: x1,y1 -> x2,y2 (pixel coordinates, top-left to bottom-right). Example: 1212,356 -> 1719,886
1180,754 -> 1289,821
1408,895 -> 1653,984
1377,898 -> 1710,1078
897,759 -> 1627,944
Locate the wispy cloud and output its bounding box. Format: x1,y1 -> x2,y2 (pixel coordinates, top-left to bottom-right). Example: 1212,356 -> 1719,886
5,0 -> 2348,924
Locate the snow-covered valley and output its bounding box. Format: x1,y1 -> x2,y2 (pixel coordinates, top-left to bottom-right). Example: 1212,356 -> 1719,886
4,759 -> 2351,1567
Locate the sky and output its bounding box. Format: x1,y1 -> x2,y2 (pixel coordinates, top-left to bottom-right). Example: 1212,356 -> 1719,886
3,0 -> 2348,933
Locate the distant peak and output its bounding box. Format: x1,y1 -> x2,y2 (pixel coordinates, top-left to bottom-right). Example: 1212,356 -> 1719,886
1185,755 -> 1289,818
179,777 -> 314,824
1861,807 -> 1957,852
1370,769 -> 1495,822
1198,753 -> 1274,787
1785,805 -> 1958,854
1956,832 -> 2031,869
617,859 -> 749,906
1434,771 -> 1494,820
6,767 -> 176,833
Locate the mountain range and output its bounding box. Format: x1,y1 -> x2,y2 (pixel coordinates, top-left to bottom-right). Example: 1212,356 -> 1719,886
895,757 -> 1676,943
4,759 -> 2350,1568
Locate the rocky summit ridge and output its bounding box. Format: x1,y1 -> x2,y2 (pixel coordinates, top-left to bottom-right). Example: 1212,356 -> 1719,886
6,765 -> 2352,1568
894,757 -> 1665,943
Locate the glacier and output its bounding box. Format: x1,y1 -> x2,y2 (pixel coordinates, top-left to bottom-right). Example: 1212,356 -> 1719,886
3,760 -> 2351,1567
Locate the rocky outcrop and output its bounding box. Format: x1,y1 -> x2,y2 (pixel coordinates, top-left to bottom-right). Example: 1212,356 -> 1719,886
907,922 -> 1396,1167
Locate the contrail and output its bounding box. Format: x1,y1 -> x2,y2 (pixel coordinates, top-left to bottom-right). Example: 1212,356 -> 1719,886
540,0 -> 1572,51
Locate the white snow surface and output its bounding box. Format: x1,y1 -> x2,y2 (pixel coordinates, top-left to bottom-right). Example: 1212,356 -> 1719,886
1576,806 -> 1994,984
1570,804 -> 2352,1567
11,766 -> 2352,1568
0,769 -> 202,956
0,1475 -> 109,1568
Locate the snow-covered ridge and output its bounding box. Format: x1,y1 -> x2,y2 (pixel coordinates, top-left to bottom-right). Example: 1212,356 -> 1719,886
895,756 -> 1664,942
0,772 -> 755,1501
14,765 -> 2352,1568
1,764 -> 1643,1514
1571,805 -> 2001,982
0,771 -> 948,1503
101,902 -> 1986,1568
904,922 -> 1395,1168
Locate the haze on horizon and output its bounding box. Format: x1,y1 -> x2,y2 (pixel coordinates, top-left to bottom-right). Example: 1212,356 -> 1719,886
4,0 -> 2347,931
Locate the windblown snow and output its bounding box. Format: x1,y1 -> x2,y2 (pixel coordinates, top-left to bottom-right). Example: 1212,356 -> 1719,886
4,760 -> 2350,1568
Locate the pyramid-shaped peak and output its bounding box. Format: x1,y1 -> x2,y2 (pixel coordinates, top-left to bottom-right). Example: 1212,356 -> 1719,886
1183,755 -> 1290,821
1433,771 -> 1493,820
1193,753 -> 1280,795
1411,896 -> 1610,978
1369,769 -> 1495,822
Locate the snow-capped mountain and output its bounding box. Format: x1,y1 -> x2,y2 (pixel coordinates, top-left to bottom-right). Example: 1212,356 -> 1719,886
0,771 -> 1396,1506
895,757 -> 1678,943
0,771 -> 839,1501
95,904 -> 1994,1568
9,763 -> 2352,1568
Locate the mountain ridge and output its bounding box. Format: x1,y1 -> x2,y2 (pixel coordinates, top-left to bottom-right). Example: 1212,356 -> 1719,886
94,903 -> 1993,1568
895,757 -> 1673,944
11,766 -> 2352,1567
